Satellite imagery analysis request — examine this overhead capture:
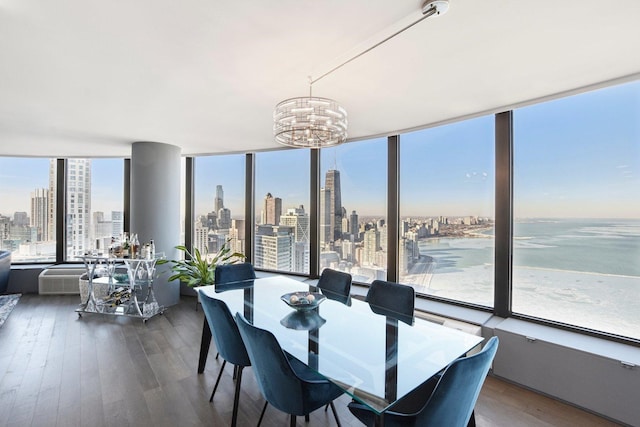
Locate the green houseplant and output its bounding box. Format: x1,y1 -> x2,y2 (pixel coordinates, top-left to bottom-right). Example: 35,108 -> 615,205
158,240 -> 246,288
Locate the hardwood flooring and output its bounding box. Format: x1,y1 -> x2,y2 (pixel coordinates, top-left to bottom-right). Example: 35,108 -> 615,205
0,294 -> 623,427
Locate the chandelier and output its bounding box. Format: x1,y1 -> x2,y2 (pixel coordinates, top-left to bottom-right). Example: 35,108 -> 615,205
273,84 -> 348,149
273,0 -> 449,149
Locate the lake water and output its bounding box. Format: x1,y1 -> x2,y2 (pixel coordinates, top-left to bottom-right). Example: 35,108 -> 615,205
413,218 -> 640,339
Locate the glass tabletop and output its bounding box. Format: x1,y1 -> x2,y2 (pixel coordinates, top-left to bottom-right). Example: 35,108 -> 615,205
198,275 -> 483,414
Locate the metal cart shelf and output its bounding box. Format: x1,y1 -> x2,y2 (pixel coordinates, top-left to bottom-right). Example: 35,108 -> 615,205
76,255 -> 164,323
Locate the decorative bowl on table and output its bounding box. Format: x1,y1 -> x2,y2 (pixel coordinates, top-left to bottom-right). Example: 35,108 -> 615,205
280,291 -> 326,311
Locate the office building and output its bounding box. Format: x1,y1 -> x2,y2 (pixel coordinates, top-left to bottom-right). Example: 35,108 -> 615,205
262,192 -> 282,226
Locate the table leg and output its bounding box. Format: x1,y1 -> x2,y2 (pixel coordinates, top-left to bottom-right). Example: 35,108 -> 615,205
198,317 -> 212,373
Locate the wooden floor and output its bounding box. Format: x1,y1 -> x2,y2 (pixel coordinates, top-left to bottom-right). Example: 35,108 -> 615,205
0,294 -> 623,427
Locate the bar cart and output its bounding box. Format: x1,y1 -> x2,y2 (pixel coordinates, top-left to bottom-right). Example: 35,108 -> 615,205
76,255 -> 165,323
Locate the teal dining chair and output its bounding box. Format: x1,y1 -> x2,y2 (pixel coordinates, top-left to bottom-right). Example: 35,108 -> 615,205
235,313 -> 344,427
199,292 -> 251,427
347,336 -> 499,427
365,280 -> 415,325
215,262 -> 256,287
317,268 -> 352,305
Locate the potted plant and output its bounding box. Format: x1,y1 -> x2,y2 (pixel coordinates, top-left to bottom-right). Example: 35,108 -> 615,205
158,239 -> 246,302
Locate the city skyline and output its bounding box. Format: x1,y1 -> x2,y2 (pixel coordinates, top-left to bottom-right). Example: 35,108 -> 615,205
2,81 -> 639,220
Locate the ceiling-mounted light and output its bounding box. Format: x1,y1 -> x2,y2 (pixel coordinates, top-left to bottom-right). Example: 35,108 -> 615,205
273,0 -> 449,149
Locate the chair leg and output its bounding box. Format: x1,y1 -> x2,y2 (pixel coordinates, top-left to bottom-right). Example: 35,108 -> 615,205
290,414 -> 296,427
467,410 -> 476,427
230,366 -> 244,427
209,360 -> 227,402
305,414 -> 309,422
233,364 -> 238,380
329,401 -> 342,427
257,401 -> 268,427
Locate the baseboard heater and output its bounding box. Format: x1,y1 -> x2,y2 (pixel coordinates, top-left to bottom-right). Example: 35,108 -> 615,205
491,318 -> 639,426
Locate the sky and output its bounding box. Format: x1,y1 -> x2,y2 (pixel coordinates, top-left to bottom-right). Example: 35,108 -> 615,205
1,81 -> 639,220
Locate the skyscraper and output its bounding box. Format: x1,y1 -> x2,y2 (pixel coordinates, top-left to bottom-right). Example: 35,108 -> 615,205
280,205 -> 310,273
279,205 -> 309,243
217,207 -> 231,230
363,228 -> 380,266
263,192 -> 282,226
325,169 -> 342,241
214,185 -> 224,213
64,159 -> 91,258
254,225 -> 293,271
319,187 -> 331,246
349,210 -> 359,239
48,159 -> 57,242
111,211 -> 123,239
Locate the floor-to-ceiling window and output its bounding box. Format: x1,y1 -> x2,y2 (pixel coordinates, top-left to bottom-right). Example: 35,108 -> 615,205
0,157 -> 56,263
320,138 -> 387,283
63,158 -> 124,261
194,154 -> 246,258
513,80 -> 640,339
399,116 -> 495,306
255,149 -> 310,274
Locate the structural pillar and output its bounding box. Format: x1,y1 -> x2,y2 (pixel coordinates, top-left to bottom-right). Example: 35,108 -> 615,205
131,141 -> 181,307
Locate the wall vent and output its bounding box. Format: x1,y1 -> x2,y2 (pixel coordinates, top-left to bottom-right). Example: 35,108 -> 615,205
38,268 -> 85,295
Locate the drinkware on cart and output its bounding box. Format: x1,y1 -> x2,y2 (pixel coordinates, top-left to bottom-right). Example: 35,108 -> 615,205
149,240 -> 155,259
130,234 -> 140,258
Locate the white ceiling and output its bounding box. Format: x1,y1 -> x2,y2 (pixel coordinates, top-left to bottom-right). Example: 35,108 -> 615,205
1,0 -> 640,158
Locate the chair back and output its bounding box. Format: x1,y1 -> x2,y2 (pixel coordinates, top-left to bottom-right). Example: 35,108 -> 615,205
0,251 -> 11,295
215,262 -> 256,286
199,292 -> 250,367
365,280 -> 415,325
317,268 -> 352,304
417,336 -> 499,427
235,313 -> 311,415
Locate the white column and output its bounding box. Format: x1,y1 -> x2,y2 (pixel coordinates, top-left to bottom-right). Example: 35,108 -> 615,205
131,141 -> 181,307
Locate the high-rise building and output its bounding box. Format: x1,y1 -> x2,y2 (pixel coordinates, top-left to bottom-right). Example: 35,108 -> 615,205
92,211 -> 113,252
206,211 -> 217,229
14,211 -> 29,227
214,185 -> 224,213
319,187 -> 331,246
254,225 -> 293,271
279,205 -> 309,243
324,169 -> 342,241
194,224 -> 209,254
48,159 -> 57,242
111,211 -> 123,239
217,207 -> 231,230
229,219 -> 245,255
64,159 -> 91,258
262,192 -> 282,226
363,228 -> 380,266
279,205 -> 310,273
349,210 -> 359,239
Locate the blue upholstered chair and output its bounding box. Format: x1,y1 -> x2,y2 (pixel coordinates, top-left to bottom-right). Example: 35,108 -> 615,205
317,268 -> 352,305
0,251 -> 11,295
214,262 -> 256,287
365,280 -> 415,325
235,313 -> 344,427
348,336 -> 499,427
199,292 -> 251,427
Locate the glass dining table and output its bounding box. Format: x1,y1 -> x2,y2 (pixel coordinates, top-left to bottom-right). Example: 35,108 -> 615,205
196,275 -> 483,426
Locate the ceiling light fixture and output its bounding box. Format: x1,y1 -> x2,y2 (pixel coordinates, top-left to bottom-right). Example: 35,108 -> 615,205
273,0 -> 450,149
